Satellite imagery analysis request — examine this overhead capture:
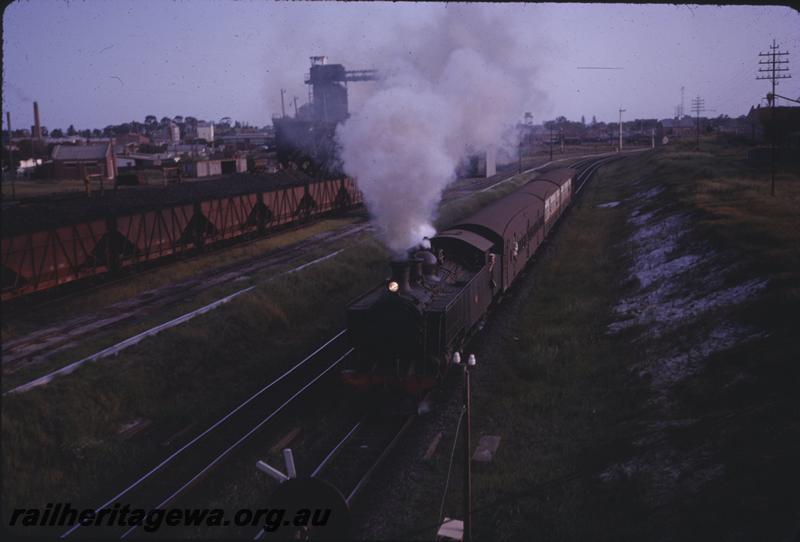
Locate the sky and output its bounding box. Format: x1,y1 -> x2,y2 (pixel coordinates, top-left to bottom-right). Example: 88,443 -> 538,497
3,1 -> 799,132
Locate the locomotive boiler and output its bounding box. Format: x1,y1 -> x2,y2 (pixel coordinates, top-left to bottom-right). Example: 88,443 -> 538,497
342,168 -> 576,394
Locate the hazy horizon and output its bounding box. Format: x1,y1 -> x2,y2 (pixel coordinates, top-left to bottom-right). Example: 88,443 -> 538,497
3,2 -> 799,131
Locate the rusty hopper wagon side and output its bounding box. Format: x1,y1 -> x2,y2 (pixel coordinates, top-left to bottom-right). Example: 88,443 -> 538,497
1,177 -> 363,300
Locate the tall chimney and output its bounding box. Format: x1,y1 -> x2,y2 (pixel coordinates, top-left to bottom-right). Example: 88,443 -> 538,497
33,101 -> 42,140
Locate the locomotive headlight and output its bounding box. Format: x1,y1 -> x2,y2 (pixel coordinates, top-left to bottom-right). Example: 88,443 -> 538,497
387,281 -> 399,293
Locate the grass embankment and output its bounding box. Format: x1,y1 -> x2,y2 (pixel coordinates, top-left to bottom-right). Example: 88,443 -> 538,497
381,138 -> 798,540
1,238 -> 389,511
0,169 -> 539,521
382,153 -> 646,541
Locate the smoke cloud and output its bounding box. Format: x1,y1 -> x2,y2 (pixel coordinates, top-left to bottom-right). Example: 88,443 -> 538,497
336,5 -> 545,255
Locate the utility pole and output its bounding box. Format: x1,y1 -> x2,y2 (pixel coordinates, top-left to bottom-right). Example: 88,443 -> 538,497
618,108 -> 626,151
293,96 -> 298,117
6,111 -> 14,199
280,88 -> 286,118
452,353 -> 476,542
680,85 -> 685,118
757,39 -> 791,197
692,96 -> 704,149
549,126 -> 553,161
691,96 -> 714,150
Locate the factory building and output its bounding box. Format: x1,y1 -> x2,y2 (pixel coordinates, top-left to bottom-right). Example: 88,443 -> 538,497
196,121 -> 214,143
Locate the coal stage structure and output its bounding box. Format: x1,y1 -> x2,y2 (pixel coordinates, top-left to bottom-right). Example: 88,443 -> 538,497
273,56 -> 378,175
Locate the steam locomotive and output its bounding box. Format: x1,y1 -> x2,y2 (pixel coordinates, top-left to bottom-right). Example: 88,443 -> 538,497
342,168 -> 576,394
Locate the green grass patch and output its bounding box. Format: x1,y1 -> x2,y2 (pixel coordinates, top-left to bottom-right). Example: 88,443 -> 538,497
0,172 -> 543,516
438,139 -> 800,540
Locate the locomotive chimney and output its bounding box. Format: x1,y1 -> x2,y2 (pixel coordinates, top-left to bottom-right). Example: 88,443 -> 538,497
33,101 -> 42,140
389,259 -> 411,293
409,257 -> 424,285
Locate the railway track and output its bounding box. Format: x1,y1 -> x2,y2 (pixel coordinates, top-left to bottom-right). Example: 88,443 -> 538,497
572,154 -> 622,194
12,152 -> 632,540
251,409 -> 418,540
314,412 -> 417,505
2,151 -> 618,393
55,331 -> 352,539
2,221 -> 368,387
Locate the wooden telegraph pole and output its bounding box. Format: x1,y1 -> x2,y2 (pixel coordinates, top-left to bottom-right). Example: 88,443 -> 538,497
757,39 -> 791,196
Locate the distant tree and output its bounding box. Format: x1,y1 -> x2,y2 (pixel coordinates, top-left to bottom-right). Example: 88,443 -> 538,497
50,128 -> 64,138
40,127 -> 49,137
67,124 -> 77,136
184,116 -> 198,126
79,129 -> 91,138
113,123 -> 132,135
581,115 -> 586,125
160,116 -> 171,126
592,115 -> 597,125
145,115 -> 158,126
92,128 -> 102,138
174,115 -> 184,124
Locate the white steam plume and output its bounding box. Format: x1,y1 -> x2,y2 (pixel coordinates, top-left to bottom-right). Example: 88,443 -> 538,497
336,6 -> 544,255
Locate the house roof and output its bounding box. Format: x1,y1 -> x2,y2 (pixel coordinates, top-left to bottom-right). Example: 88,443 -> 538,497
52,143 -> 109,161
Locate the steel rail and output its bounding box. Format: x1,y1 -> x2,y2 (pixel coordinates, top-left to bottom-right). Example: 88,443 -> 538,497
59,331 -> 347,538
7,249 -> 348,395
311,420 -> 364,478
117,348 -> 354,539
478,148 -> 637,194
345,414 -> 416,504
251,413 -> 416,540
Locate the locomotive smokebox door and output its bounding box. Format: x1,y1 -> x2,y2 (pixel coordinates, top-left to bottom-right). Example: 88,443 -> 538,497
263,477 -> 351,540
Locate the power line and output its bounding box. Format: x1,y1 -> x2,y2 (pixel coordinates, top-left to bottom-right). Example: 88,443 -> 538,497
690,95 -> 714,149
756,38 -> 791,196
681,85 -> 685,118
757,39 -> 791,107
